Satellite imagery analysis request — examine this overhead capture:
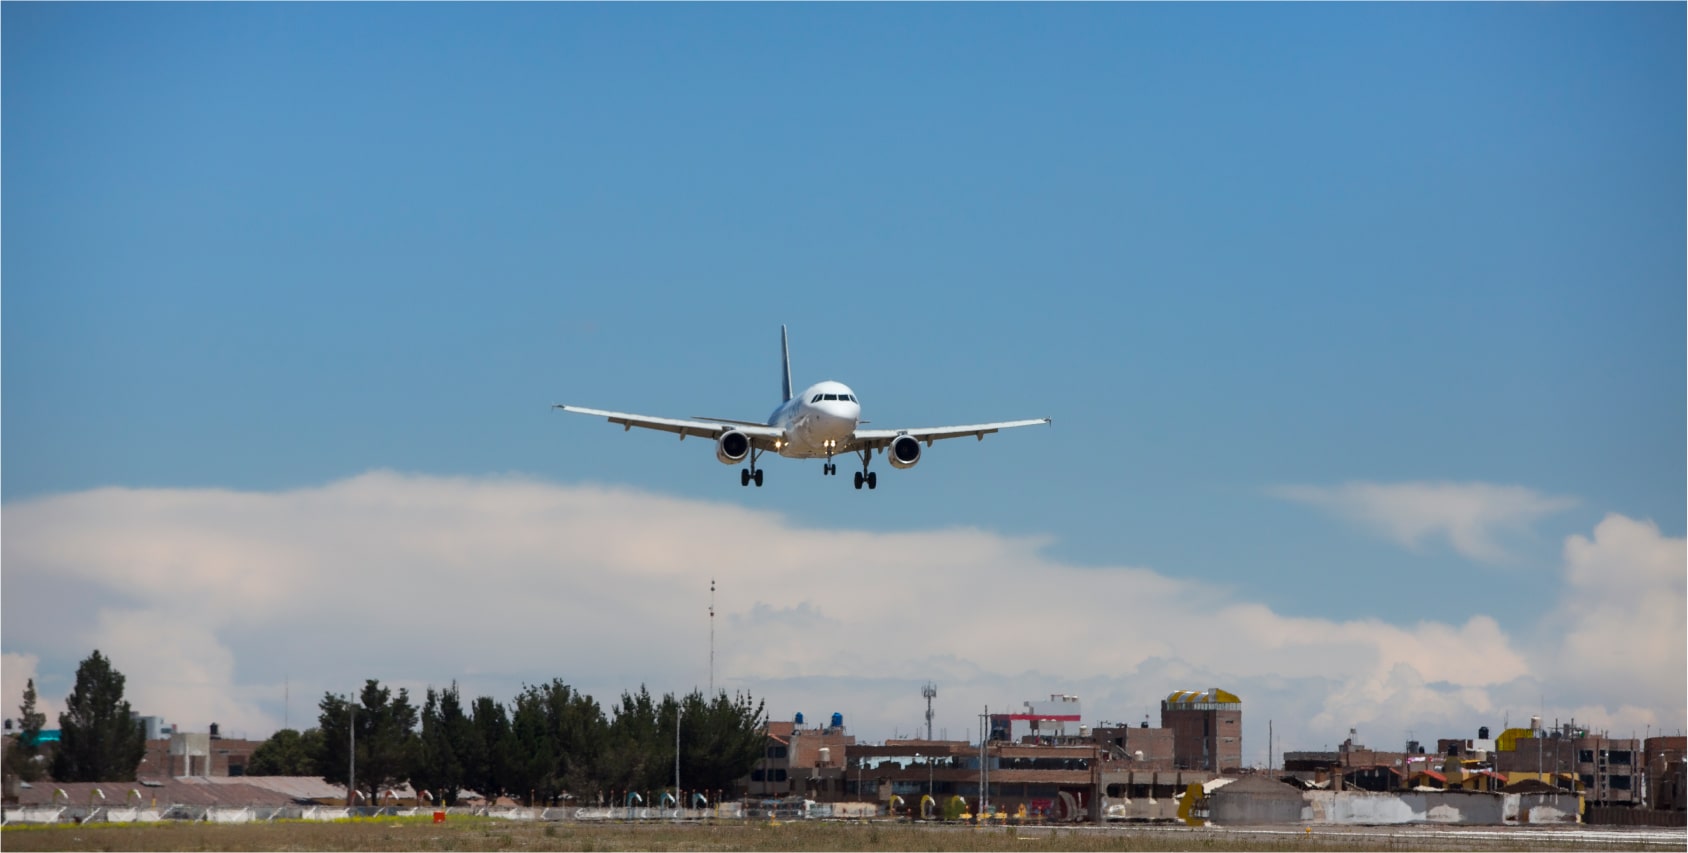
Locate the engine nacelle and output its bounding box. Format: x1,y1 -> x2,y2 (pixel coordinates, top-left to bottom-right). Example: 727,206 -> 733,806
716,430 -> 750,465
888,434 -> 922,470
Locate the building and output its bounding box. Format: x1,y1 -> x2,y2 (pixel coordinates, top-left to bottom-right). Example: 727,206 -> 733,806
990,695 -> 1083,744
1160,689 -> 1241,772
1492,720 -> 1639,806
139,726 -> 262,779
1644,736 -> 1684,812
1091,722 -> 1174,768
746,713 -> 854,799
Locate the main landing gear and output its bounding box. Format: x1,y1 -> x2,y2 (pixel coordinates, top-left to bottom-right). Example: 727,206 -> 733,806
740,448 -> 765,487
853,449 -> 877,490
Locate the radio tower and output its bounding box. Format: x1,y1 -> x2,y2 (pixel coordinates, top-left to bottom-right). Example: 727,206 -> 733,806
709,578 -> 716,696
923,682 -> 937,741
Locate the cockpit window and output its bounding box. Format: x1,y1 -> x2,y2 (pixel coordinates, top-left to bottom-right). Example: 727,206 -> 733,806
846,394 -> 857,402
811,394 -> 822,403
824,394 -> 837,401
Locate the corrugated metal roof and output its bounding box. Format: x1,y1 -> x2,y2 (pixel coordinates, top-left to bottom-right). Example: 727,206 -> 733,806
12,776 -> 401,807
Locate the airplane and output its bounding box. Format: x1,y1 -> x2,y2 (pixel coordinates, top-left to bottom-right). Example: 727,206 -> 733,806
554,326 -> 1051,490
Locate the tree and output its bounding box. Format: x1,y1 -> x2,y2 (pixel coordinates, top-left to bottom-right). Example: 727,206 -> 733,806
316,680 -> 420,805
463,695 -> 513,805
680,689 -> 767,794
50,651 -> 147,782
507,679 -> 607,806
246,728 -> 323,776
414,683 -> 474,806
4,678 -> 48,782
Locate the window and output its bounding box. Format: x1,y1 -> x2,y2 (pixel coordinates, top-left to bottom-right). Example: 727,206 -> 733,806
812,395 -> 822,403
766,745 -> 787,759
1578,750 -> 1595,763
1609,750 -> 1633,765
825,394 -> 838,401
751,769 -> 766,782
1609,775 -> 1632,790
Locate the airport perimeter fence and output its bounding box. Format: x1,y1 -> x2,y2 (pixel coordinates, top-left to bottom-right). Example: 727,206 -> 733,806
3,800 -> 886,826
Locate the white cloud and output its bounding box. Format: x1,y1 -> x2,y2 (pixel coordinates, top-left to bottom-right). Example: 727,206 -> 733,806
1536,513 -> 1686,732
1,472 -> 1678,763
1270,481 -> 1577,563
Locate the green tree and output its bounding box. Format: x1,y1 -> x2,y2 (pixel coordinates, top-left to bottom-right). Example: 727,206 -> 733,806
316,680 -> 420,805
604,686 -> 661,795
414,683 -> 474,806
463,695 -> 513,804
678,689 -> 767,794
246,728 -> 323,776
50,651 -> 147,782
507,679 -> 606,806
4,678 -> 48,782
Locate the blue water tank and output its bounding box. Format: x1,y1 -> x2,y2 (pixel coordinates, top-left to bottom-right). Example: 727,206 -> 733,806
831,712 -> 843,729
794,712 -> 804,725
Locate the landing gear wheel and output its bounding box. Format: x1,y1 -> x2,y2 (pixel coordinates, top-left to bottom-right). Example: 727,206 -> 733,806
741,468 -> 751,487
753,469 -> 764,487
867,471 -> 877,490
823,463 -> 836,476
853,471 -> 864,490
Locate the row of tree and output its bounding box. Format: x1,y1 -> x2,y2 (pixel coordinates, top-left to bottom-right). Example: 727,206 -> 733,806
283,679 -> 766,806
5,651 -> 768,807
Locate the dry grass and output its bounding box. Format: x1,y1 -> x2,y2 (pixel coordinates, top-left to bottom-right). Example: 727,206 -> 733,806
0,816 -> 1673,852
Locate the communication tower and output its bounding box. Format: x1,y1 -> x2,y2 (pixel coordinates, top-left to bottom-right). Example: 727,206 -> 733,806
923,682 -> 937,741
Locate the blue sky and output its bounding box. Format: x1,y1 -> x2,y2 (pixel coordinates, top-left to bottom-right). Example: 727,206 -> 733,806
4,4 -> 1683,755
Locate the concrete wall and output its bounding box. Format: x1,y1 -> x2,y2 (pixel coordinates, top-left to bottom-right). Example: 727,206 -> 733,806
1098,796 -> 1180,821
1505,792 -> 1580,824
1304,790 -> 1505,825
1209,792 -> 1304,825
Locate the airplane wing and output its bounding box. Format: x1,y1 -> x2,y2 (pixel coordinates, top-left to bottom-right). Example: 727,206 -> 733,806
851,417 -> 1051,451
554,405 -> 785,446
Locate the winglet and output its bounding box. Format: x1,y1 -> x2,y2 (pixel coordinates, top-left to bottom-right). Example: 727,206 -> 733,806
780,324 -> 793,403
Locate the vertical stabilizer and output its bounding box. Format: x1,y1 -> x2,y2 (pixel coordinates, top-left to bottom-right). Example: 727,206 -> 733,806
781,324 -> 793,402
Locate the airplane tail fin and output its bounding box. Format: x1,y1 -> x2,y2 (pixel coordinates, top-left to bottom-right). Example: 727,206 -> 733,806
780,324 -> 793,403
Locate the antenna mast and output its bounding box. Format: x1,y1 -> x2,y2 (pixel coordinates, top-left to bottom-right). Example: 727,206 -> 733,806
709,578 -> 716,696
923,682 -> 938,741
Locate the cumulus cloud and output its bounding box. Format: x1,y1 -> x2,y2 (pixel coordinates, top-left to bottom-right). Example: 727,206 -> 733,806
1269,481 -> 1577,563
1536,513 -> 1685,731
1,472 -> 1677,762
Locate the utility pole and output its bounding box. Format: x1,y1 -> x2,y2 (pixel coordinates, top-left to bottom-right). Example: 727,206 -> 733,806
347,698 -> 357,809
668,702 -> 675,814
978,710 -> 985,817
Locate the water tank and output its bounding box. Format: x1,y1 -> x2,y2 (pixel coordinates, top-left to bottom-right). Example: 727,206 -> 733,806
794,712 -> 804,725
210,722 -> 221,739
819,747 -> 831,765
831,712 -> 843,729
1478,725 -> 1490,739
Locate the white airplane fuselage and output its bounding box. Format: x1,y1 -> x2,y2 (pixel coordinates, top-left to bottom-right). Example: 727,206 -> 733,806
768,380 -> 861,458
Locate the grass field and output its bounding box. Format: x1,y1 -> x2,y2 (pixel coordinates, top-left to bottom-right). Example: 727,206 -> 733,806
2,815 -> 1680,852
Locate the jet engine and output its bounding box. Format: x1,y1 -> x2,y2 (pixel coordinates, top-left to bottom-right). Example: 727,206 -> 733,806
887,434 -> 922,470
715,430 -> 750,465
